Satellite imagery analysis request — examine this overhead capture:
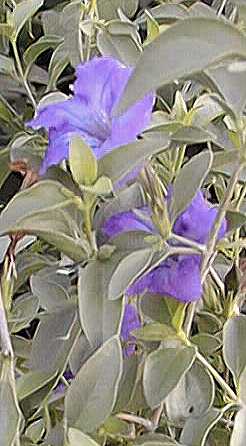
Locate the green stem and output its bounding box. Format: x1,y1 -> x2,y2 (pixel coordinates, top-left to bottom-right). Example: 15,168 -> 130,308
171,233 -> 205,253
196,351 -> 238,402
201,162 -> 244,279
12,39 -> 37,110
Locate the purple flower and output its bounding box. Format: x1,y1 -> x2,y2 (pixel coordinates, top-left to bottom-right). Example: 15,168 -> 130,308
121,303 -> 141,357
27,57 -> 154,175
102,191 -> 227,302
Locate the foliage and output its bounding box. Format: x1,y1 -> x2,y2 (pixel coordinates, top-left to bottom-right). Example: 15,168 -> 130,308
0,0 -> 246,445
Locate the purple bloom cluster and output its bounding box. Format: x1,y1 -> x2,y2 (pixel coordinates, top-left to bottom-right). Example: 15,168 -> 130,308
27,57 -> 154,175
103,191 -> 227,303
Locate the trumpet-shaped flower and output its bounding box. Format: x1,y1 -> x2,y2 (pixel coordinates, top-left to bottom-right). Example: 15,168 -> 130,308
27,56 -> 154,175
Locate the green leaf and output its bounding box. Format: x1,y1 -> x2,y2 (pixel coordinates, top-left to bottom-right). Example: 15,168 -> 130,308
0,180 -> 86,261
223,315 -> 246,382
69,136 -> 98,186
97,26 -> 141,66
114,355 -> 139,412
98,136 -> 170,184
166,362 -> 214,422
65,336 -> 123,433
108,248 -> 153,300
62,1 -> 83,68
226,210 -> 246,232
30,266 -> 70,311
30,304 -> 79,373
171,126 -> 216,144
230,406 -> 246,446
0,361 -> 22,446
97,0 -> 138,20
78,260 -> 123,347
116,17 -> 246,115
0,54 -> 16,77
143,345 -> 196,408
170,150 -> 213,223
10,293 -> 39,333
68,428 -> 100,446
132,322 -> 177,342
191,333 -> 221,356
9,0 -> 44,41
47,42 -> 69,91
180,407 -> 224,446
0,147 -> 10,190
24,35 -> 62,75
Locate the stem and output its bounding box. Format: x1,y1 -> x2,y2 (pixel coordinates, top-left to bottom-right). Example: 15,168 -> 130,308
197,351 -> 238,402
171,233 -> 205,253
0,285 -> 13,358
201,163 -> 244,279
12,40 -> 37,110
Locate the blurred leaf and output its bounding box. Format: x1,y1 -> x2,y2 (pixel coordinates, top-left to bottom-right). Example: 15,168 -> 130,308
0,180 -> 86,261
78,259 -> 123,348
191,333 -> 221,356
108,248 -> 153,300
133,322 -> 177,341
98,136 -> 170,184
116,18 -> 246,114
0,147 -> 10,190
166,362 -> 214,423
0,54 -> 16,77
180,407 -> 224,446
223,315 -> 246,382
10,293 -> 39,333
97,25 -> 141,66
31,266 -> 70,311
47,42 -> 69,91
30,304 -> 79,373
226,210 -> 246,232
114,355 -> 139,411
143,345 -> 196,408
0,361 -> 22,446
97,0 -> 138,20
171,126 -> 216,144
68,428 -> 100,446
65,336 -> 123,433
9,0 -> 44,41
24,35 -> 62,75
62,1 -> 82,68
170,150 -> 213,223
69,136 -> 98,186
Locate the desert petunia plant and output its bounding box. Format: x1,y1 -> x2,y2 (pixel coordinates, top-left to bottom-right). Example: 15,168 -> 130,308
0,1 -> 246,446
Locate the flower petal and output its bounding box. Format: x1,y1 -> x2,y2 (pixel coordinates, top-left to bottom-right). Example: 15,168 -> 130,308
127,255 -> 202,303
102,208 -> 153,239
173,191 -> 227,244
121,303 -> 141,357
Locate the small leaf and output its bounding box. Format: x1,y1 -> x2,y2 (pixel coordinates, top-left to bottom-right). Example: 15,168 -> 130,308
62,1 -> 83,67
9,0 -> 44,41
180,407 -> 224,446
223,315 -> 246,382
65,336 -> 123,433
24,35 -> 62,75
170,150 -> 213,223
108,248 -> 153,300
70,136 -> 98,186
143,345 -> 196,408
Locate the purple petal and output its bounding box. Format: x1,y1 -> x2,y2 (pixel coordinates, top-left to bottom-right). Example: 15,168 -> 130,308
102,208 -> 153,239
74,56 -> 132,114
127,255 -> 202,303
173,191 -> 227,244
121,303 -> 141,357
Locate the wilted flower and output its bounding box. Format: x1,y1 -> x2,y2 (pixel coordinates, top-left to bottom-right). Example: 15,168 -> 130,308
27,56 -> 154,175
121,303 -> 141,357
103,191 -> 227,302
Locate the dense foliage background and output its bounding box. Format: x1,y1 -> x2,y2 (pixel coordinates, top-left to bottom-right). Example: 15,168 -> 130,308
0,0 -> 246,445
